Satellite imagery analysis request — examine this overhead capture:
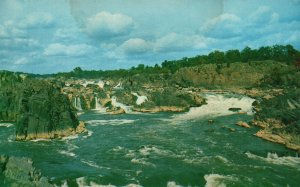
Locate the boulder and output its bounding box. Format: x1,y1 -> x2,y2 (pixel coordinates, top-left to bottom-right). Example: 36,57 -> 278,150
236,121 -> 251,128
228,107 -> 242,112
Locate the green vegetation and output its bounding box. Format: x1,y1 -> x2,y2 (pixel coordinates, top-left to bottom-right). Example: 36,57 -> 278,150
40,44 -> 299,80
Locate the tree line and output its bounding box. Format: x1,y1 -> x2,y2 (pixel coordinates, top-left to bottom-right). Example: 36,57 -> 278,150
49,44 -> 300,79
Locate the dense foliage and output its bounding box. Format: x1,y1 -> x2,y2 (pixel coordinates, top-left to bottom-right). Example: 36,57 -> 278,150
40,44 -> 300,79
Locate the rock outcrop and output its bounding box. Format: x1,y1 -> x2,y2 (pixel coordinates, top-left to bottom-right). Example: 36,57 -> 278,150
15,79 -> 80,140
0,71 -> 83,140
236,121 -> 251,128
0,155 -> 53,187
61,78 -> 206,113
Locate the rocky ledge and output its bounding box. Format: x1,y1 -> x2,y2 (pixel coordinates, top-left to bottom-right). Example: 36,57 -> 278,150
0,155 -> 53,186
0,72 -> 85,141
253,119 -> 300,153
16,121 -> 86,141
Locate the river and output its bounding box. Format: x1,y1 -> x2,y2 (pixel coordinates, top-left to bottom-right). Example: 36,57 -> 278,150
0,94 -> 299,186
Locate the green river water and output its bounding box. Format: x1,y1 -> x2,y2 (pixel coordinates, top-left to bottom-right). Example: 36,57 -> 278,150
0,94 -> 300,187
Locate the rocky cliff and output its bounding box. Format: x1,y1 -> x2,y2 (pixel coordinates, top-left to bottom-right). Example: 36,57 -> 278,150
173,61 -> 287,88
0,71 -> 82,140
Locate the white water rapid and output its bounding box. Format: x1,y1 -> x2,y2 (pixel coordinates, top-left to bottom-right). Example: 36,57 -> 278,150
94,96 -> 106,112
132,92 -> 148,105
175,94 -> 255,121
111,96 -> 132,113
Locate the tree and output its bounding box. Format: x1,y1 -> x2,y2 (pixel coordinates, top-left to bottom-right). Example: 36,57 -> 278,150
73,67 -> 82,73
136,64 -> 145,70
225,49 -> 241,63
208,50 -> 225,64
241,46 -> 253,62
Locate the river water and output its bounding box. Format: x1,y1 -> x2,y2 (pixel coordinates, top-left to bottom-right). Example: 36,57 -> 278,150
0,94 -> 300,187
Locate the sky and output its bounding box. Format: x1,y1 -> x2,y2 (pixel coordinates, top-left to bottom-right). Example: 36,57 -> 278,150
0,0 -> 299,74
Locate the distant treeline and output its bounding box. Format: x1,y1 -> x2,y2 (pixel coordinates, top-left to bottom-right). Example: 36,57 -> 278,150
49,44 -> 300,79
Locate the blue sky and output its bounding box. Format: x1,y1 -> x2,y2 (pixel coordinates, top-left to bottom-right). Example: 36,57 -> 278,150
0,0 -> 299,74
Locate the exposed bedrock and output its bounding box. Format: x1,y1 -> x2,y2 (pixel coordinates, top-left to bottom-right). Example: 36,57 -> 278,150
0,155 -> 53,187
0,72 -> 83,140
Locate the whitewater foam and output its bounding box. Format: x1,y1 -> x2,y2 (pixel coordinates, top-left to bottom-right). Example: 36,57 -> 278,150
167,181 -> 183,187
61,180 -> 68,187
61,134 -> 79,141
87,119 -> 136,126
174,94 -> 255,121
59,150 -> 76,157
131,158 -> 154,167
83,130 -> 94,138
94,96 -> 107,112
125,184 -> 142,187
138,145 -> 174,157
183,155 -> 229,165
76,177 -> 117,187
245,152 -> 300,167
30,138 -> 51,142
0,123 -> 13,127
132,92 -> 148,105
204,174 -> 237,187
81,159 -> 101,169
111,96 -> 132,113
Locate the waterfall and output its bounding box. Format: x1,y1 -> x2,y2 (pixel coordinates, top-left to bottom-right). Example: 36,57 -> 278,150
132,92 -> 148,105
74,97 -> 82,111
94,96 -> 106,112
113,82 -> 123,90
174,94 -> 255,120
111,96 -> 132,113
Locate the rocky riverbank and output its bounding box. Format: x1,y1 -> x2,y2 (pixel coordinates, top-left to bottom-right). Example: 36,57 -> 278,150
0,71 -> 85,141
252,119 -> 300,153
0,155 -> 53,186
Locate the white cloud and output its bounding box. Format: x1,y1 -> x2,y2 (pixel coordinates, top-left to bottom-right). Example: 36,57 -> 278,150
13,57 -> 28,65
248,6 -> 279,24
44,43 -> 96,56
154,33 -> 208,52
200,13 -> 242,39
119,38 -> 152,55
53,28 -> 83,42
0,21 -> 26,38
202,13 -> 241,32
18,12 -> 54,28
84,11 -> 135,39
0,38 -> 39,50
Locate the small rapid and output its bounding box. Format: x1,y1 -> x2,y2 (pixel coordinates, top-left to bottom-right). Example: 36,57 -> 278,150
174,94 -> 255,121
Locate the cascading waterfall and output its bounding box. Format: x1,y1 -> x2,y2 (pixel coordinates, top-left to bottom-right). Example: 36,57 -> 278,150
174,93 -> 255,121
111,96 -> 132,113
94,96 -> 106,112
74,96 -> 82,111
132,92 -> 148,105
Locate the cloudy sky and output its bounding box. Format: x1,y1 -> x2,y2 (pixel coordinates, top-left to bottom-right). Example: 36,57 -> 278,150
0,0 -> 299,74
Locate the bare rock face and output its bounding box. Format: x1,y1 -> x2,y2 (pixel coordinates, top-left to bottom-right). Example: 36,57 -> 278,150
15,79 -> 79,140
0,71 -> 80,141
0,155 -> 53,187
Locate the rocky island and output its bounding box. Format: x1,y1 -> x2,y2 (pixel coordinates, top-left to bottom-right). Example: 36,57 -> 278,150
0,71 -> 86,141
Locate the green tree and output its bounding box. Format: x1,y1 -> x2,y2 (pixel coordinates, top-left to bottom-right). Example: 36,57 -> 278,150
241,46 -> 253,62
225,49 -> 241,67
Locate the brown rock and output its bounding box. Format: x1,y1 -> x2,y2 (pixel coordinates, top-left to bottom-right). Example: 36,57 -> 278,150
236,121 -> 251,128
254,130 -> 286,144
76,121 -> 86,133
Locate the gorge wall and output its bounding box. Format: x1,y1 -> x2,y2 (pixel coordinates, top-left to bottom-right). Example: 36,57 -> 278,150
0,71 -> 80,140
